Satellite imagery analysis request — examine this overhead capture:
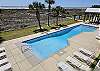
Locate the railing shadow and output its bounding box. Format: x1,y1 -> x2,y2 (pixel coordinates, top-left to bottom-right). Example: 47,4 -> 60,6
0,36 -> 5,44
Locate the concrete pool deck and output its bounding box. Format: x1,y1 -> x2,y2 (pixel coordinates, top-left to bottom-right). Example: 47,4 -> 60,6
0,22 -> 100,71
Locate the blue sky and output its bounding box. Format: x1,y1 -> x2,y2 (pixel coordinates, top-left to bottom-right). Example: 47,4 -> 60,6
0,0 -> 100,7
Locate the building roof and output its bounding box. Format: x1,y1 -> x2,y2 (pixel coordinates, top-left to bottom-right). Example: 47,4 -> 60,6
85,8 -> 100,13
0,6 -> 29,9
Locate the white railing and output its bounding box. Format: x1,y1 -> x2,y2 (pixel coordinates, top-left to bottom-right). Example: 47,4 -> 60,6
21,43 -> 32,53
15,42 -> 32,53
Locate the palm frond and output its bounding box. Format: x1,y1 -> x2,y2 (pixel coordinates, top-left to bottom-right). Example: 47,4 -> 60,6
29,4 -> 34,9
52,6 -> 66,16
45,0 -> 55,4
29,2 -> 45,10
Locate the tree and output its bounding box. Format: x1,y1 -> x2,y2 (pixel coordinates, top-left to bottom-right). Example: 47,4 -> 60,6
0,9 -> 1,13
29,2 -> 45,30
73,15 -> 77,21
45,0 -> 55,26
52,6 -> 65,25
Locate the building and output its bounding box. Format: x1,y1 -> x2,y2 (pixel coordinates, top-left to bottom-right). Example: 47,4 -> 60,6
84,8 -> 100,24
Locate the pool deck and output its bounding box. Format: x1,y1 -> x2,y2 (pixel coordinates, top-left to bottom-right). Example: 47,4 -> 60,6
0,22 -> 100,71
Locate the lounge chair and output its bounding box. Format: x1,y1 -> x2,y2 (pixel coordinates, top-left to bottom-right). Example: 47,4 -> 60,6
96,30 -> 100,40
66,56 -> 81,68
0,47 -> 12,71
79,48 -> 96,59
73,51 -> 94,65
66,56 -> 91,71
96,25 -> 100,39
79,64 -> 91,71
96,60 -> 100,68
57,61 -> 77,71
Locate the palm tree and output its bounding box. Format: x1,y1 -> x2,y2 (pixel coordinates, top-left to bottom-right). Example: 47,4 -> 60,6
45,0 -> 55,26
29,2 -> 45,30
0,9 -> 1,13
52,6 -> 65,26
73,14 -> 77,21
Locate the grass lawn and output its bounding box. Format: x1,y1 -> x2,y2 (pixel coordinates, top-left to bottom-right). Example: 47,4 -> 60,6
0,19 -> 79,41
0,26 -> 37,40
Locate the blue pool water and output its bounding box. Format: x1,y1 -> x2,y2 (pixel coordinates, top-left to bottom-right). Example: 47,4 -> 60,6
23,24 -> 96,60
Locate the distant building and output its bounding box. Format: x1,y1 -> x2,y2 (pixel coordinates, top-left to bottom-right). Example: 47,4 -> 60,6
0,6 -> 29,9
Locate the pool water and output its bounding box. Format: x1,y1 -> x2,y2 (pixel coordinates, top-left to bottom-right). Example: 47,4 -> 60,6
23,24 -> 96,60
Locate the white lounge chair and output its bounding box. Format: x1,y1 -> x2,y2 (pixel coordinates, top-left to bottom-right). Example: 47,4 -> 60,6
73,51 -> 94,65
57,61 -> 77,71
96,25 -> 100,39
96,36 -> 100,40
79,48 -> 95,59
0,47 -> 5,52
66,56 -> 81,68
95,60 -> 100,69
96,31 -> 100,39
0,63 -> 11,71
0,47 -> 12,71
79,64 -> 91,71
66,56 -> 91,71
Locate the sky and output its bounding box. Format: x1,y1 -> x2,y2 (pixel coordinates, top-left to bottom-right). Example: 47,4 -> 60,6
0,0 -> 100,7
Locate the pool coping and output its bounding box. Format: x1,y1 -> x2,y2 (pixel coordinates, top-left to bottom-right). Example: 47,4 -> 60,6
4,22 -> 98,44
22,22 -> 97,43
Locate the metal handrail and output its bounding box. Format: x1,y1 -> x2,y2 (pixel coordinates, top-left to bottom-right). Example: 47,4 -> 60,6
15,42 -> 32,53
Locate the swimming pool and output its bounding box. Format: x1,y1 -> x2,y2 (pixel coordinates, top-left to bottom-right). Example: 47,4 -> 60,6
23,24 -> 96,60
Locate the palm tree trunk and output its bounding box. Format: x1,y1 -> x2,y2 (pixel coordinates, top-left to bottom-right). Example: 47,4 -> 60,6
36,11 -> 42,30
47,4 -> 51,26
79,15 -> 80,20
56,16 -> 59,26
48,14 -> 50,26
74,15 -> 76,20
37,17 -> 42,30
